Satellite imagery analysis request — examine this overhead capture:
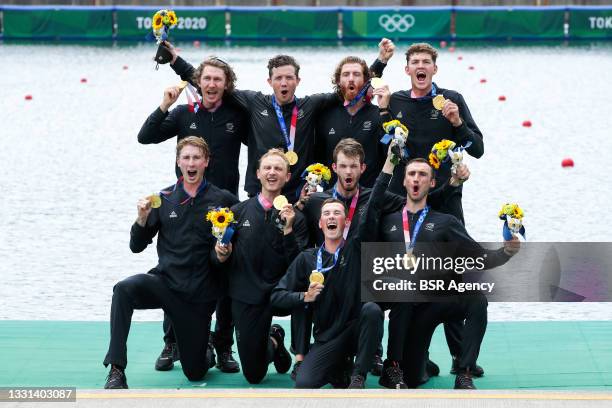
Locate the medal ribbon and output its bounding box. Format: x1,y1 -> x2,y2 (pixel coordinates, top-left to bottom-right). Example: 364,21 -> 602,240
332,185 -> 360,240
271,96 -> 298,152
185,83 -> 203,113
257,193 -> 273,211
316,242 -> 344,274
343,81 -> 371,108
161,176 -> 208,205
401,205 -> 429,254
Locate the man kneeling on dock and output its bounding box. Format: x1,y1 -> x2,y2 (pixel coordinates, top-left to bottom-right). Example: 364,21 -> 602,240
102,136 -> 237,389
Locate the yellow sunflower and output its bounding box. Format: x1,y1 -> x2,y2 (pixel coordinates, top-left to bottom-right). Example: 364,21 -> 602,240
206,208 -> 234,229
153,13 -> 163,30
498,203 -> 524,220
428,152 -> 440,169
382,120 -> 408,135
167,11 -> 178,26
306,163 -> 332,182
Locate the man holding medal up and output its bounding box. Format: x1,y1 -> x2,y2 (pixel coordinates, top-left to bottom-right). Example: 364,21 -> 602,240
365,141 -> 520,389
103,137 -> 238,389
137,57 -> 245,374
213,149 -> 309,384
271,197 -> 384,389
384,42 -> 486,379
314,39 -> 395,188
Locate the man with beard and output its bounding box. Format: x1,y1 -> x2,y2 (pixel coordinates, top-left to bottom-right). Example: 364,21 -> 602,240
138,57 -> 243,375
364,145 -> 519,390
381,43 -> 486,377
314,49 -> 394,188
162,40 -> 393,201
214,149 -> 309,383
103,137 -> 238,389
271,198 -> 383,389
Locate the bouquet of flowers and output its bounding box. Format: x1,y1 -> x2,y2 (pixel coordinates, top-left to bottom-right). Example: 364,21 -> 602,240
206,207 -> 236,245
428,139 -> 472,175
498,203 -> 526,240
147,9 -> 178,69
380,120 -> 409,165
302,163 -> 332,193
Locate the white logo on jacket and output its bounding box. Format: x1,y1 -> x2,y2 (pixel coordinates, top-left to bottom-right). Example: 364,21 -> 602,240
261,110 -> 269,116
169,211 -> 178,218
189,122 -> 197,129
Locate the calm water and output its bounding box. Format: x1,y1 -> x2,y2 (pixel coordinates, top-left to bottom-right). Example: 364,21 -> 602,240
0,41 -> 611,321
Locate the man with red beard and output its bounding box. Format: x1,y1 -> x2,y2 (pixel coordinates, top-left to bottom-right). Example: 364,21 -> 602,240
314,41 -> 395,188
137,57 -> 244,374
214,149 -> 309,383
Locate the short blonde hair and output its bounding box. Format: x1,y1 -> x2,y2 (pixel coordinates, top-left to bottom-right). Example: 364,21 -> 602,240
258,148 -> 290,172
176,136 -> 210,160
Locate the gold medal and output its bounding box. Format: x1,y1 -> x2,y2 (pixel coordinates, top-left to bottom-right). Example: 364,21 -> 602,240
370,77 -> 386,89
309,271 -> 325,285
178,80 -> 188,91
285,150 -> 298,166
432,95 -> 446,111
148,194 -> 162,209
273,195 -> 289,211
403,253 -> 417,270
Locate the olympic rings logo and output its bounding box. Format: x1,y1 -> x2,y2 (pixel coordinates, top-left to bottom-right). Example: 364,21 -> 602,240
378,14 -> 415,33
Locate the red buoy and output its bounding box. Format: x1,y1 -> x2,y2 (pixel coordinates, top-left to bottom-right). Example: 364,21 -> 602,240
448,46 -> 455,52
122,65 -> 128,70
457,56 -> 463,61
468,66 -> 475,70
24,95 -> 33,100
193,40 -> 201,48
440,40 -> 448,48
522,120 -> 532,127
480,78 -> 487,83
561,158 -> 574,168
498,95 -> 506,101
80,78 -> 87,83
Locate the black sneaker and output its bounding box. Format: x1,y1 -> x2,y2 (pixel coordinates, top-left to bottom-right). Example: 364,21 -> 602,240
206,336 -> 217,369
370,354 -> 383,376
348,373 -> 366,389
216,349 -> 240,373
454,370 -> 476,389
426,359 -> 440,377
104,366 -> 128,389
450,357 -> 484,377
155,342 -> 178,371
290,360 -> 302,381
379,360 -> 408,389
328,358 -> 353,389
270,324 -> 291,374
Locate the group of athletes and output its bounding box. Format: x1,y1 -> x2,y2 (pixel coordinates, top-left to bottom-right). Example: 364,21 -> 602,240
102,38 -> 520,390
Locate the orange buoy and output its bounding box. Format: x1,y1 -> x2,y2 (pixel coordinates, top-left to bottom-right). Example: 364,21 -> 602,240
498,95 -> 506,101
522,120 -> 532,127
457,56 -> 463,61
448,46 -> 455,52
25,95 -> 33,100
440,40 -> 448,48
561,158 -> 574,167
480,78 -> 487,83
468,66 -> 474,70
122,65 -> 128,70
193,40 -> 201,48
80,78 -> 87,83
